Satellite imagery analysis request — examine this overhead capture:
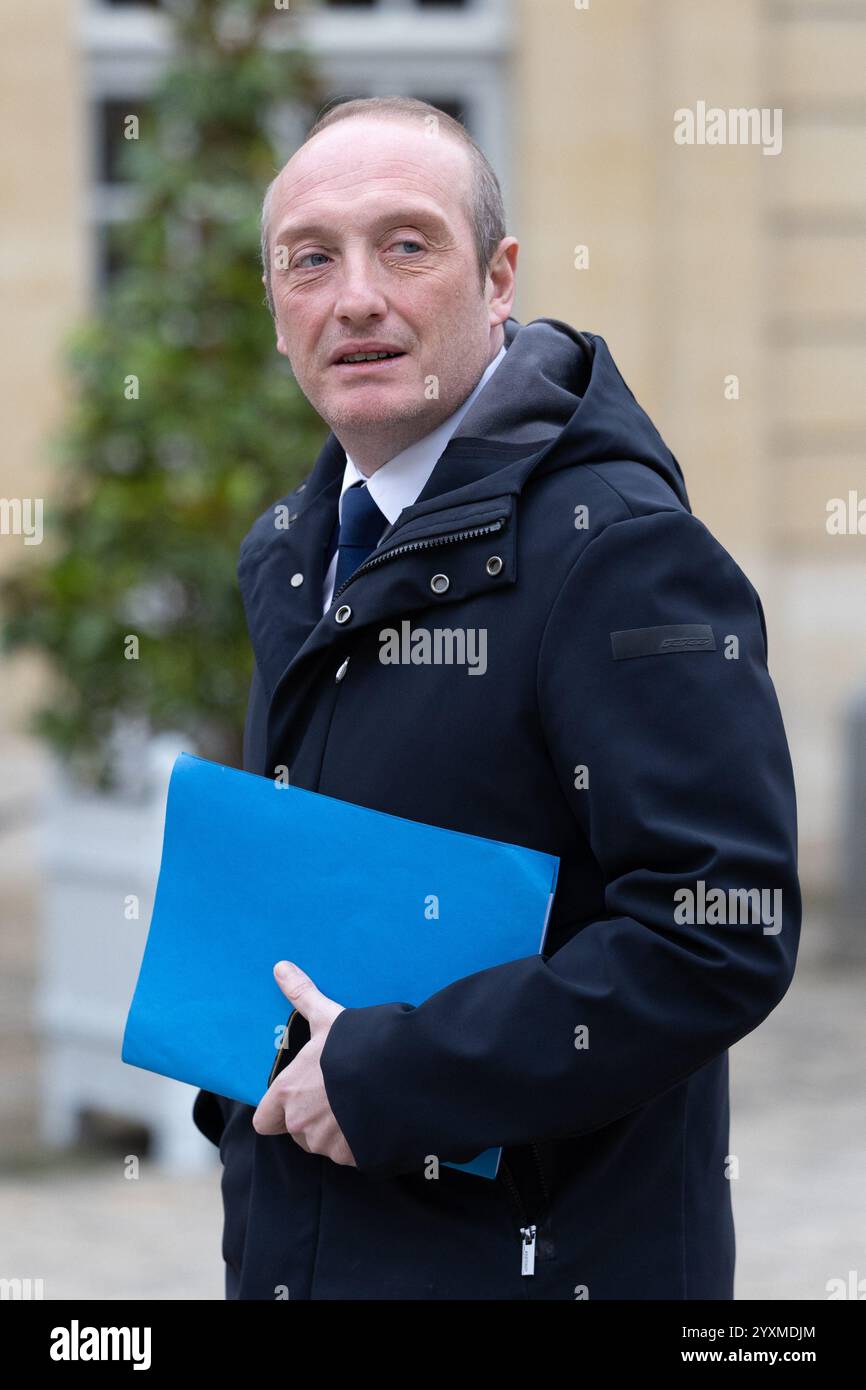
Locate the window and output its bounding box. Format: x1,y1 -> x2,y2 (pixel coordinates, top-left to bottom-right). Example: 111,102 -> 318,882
97,97 -> 153,184
82,0 -> 511,290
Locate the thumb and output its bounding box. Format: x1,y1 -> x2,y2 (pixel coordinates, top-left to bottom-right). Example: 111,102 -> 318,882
273,960 -> 335,1030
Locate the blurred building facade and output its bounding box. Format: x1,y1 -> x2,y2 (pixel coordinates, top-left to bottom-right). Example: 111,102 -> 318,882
2,0 -> 865,918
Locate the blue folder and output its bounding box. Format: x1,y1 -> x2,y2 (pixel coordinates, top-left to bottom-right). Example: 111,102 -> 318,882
122,753 -> 559,1179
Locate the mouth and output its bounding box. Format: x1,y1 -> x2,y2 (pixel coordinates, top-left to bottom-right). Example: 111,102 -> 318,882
330,349 -> 408,371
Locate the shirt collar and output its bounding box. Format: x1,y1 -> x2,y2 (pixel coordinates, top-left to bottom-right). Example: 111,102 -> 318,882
338,344 -> 507,525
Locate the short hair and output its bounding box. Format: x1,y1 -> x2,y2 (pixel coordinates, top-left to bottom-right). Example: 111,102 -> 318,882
260,96 -> 507,317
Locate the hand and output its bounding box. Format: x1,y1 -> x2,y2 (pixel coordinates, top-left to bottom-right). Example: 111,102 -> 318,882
252,960 -> 357,1167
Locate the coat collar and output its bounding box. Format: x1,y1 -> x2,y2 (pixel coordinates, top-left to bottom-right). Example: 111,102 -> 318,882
237,426 -> 560,718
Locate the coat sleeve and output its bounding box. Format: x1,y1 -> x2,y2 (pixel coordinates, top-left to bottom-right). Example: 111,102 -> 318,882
318,508 -> 802,1176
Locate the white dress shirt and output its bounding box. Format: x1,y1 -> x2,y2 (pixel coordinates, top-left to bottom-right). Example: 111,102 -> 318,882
322,344 -> 506,613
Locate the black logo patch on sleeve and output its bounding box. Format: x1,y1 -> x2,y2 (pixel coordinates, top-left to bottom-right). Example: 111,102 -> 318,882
610,623 -> 716,659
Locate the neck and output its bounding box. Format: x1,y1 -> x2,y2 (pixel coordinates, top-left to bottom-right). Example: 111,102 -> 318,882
344,422 -> 434,478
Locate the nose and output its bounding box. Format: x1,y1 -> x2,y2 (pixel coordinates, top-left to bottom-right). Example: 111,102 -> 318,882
332,247 -> 388,325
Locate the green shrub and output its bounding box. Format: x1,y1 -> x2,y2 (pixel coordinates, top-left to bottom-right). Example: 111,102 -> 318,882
2,0 -> 326,789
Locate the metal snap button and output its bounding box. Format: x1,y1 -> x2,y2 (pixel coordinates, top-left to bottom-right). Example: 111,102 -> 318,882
430,573 -> 450,594
335,658 -> 349,682
335,604 -> 352,624
486,555 -> 503,576
290,573 -> 303,587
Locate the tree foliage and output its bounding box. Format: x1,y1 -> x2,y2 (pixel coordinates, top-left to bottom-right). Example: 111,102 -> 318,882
2,0 -> 326,788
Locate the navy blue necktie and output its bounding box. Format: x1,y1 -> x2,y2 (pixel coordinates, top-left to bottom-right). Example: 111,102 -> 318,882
331,481 -> 388,594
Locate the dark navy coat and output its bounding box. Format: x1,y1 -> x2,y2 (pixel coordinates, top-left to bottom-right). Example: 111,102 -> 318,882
193,317 -> 801,1300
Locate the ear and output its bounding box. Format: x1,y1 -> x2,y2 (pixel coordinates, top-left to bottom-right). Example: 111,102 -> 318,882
487,236 -> 519,328
265,280 -> 287,355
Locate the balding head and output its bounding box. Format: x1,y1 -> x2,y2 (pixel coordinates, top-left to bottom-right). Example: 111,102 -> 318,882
261,97 -> 506,318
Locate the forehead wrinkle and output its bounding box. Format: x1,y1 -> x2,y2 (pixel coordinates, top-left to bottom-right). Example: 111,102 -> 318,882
274,190 -> 453,247
284,154 -> 462,205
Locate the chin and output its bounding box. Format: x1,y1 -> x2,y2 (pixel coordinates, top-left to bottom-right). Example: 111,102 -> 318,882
327,391 -> 430,432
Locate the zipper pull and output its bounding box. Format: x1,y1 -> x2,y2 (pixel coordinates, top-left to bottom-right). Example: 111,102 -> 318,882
520,1224 -> 537,1276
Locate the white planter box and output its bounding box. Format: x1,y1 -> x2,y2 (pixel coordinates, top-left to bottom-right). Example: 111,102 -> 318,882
34,732 -> 218,1173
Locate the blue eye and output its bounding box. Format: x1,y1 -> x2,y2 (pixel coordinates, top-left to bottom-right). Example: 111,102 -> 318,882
296,252 -> 330,269
392,240 -> 422,254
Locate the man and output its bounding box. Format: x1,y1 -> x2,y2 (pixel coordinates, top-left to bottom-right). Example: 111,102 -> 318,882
192,96 -> 801,1300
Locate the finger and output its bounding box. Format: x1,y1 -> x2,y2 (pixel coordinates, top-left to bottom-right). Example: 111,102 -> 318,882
273,960 -> 334,1029
252,1082 -> 291,1136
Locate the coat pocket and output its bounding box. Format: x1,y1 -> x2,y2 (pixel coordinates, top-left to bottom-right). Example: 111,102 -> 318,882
192,1088 -> 226,1148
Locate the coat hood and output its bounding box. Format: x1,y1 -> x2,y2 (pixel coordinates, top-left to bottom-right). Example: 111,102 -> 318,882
433,315 -> 690,511
237,316 -> 691,706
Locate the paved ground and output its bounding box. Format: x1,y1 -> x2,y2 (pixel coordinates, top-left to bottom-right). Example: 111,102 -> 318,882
0,1155 -> 224,1301
729,958 -> 866,1300
1,905 -> 863,1300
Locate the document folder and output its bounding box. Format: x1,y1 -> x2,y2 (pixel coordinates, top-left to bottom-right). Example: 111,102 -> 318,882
122,753 -> 559,1179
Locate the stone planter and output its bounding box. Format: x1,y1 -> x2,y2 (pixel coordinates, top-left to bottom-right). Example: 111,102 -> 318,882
34,730 -> 218,1173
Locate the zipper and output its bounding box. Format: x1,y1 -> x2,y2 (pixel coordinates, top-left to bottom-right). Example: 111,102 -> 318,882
521,1225 -> 538,1276
498,1143 -> 551,1278
331,517 -> 506,603
530,1142 -> 550,1205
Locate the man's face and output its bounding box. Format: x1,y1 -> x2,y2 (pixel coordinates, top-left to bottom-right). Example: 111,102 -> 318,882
264,118 -> 515,464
